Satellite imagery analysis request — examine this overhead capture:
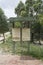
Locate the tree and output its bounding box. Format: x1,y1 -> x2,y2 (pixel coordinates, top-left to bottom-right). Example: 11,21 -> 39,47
25,0 -> 35,17
25,0 -> 35,42
15,1 -> 25,17
0,8 -> 9,42
25,0 -> 43,44
31,21 -> 41,44
15,0 -> 43,44
15,0 -> 33,28
33,0 -> 42,20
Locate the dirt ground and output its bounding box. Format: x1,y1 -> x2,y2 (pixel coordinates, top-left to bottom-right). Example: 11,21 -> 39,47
0,55 -> 43,65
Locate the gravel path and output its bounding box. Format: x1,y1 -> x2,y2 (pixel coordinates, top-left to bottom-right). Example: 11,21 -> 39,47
0,55 -> 43,65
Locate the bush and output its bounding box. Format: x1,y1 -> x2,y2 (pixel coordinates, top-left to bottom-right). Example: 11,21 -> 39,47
29,44 -> 43,59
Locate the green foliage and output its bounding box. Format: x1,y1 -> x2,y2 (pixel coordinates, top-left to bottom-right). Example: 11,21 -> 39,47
0,8 -> 4,15
15,0 -> 43,17
0,38 -> 43,59
21,10 -> 27,17
14,0 -> 43,42
15,22 -> 21,28
33,3 -> 42,12
29,44 -> 43,59
15,0 -> 43,28
25,0 -> 34,15
38,14 -> 43,24
0,8 -> 9,34
15,1 -> 25,16
31,22 -> 41,33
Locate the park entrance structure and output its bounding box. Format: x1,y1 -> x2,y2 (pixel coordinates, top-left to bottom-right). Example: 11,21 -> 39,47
9,17 -> 34,43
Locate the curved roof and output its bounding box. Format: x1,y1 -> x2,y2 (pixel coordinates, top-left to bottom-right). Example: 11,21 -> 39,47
8,17 -> 34,23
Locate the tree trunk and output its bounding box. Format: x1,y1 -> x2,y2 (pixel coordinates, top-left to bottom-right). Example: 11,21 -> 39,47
3,33 -> 5,43
10,29 -> 12,38
39,32 -> 41,45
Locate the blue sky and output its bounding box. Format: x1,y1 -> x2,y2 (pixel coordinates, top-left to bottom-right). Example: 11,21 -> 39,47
0,0 -> 26,18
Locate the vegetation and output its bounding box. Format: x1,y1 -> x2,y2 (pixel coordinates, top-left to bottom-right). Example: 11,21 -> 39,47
0,0 -> 43,60
15,1 -> 26,17
0,8 -> 9,42
15,22 -> 21,28
15,0 -> 43,44
0,37 -> 43,59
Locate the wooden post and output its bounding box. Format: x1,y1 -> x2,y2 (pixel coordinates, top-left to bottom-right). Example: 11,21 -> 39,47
20,22 -> 22,46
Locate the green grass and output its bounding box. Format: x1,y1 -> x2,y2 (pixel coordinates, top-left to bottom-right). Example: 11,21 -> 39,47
0,37 -> 13,53
29,44 -> 43,59
0,37 -> 43,59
